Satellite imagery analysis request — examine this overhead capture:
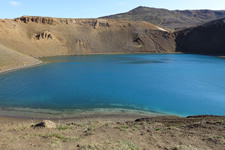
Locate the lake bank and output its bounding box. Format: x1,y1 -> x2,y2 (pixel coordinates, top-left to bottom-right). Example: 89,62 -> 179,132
0,106 -> 167,120
0,115 -> 224,150
0,61 -> 43,75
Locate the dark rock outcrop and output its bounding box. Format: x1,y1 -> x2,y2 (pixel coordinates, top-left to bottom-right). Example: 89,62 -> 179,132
32,30 -> 54,40
15,16 -> 56,25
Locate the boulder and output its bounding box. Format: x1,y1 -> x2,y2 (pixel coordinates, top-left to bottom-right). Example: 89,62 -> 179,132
33,120 -> 56,129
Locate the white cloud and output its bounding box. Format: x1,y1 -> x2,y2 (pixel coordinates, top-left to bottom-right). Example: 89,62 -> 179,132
9,1 -> 21,6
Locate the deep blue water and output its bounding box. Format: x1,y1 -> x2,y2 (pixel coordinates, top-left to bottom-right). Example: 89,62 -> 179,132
0,54 -> 225,116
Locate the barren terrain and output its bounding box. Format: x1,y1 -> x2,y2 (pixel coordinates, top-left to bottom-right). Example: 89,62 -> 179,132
0,115 -> 224,150
0,16 -> 176,73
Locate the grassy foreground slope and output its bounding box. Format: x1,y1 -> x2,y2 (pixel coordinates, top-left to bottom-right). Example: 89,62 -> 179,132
0,115 -> 225,150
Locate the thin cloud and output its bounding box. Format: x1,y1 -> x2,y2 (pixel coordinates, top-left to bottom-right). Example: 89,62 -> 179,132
9,1 -> 21,6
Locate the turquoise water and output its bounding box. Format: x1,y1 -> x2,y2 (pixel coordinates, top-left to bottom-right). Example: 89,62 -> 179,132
0,54 -> 225,117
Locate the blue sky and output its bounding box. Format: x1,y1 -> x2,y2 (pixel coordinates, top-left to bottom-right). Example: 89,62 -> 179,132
1,0 -> 225,19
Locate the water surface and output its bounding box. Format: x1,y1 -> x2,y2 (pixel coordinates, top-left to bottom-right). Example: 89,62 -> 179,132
0,54 -> 225,117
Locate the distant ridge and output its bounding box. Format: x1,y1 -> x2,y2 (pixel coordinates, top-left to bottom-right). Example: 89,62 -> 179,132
101,6 -> 225,29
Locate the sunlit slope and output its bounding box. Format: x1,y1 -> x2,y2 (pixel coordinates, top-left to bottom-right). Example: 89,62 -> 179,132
0,43 -> 41,72
0,16 -> 176,57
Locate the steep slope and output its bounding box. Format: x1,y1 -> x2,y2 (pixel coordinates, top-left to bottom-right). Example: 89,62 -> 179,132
0,16 -> 176,72
101,6 -> 225,29
175,18 -> 225,55
0,43 -> 41,73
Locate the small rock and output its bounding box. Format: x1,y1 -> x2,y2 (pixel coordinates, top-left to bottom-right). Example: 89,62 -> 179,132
66,122 -> 75,126
33,120 -> 56,129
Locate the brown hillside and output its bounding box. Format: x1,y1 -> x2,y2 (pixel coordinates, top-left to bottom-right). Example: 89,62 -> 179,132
1,16 -> 176,57
175,18 -> 225,55
101,6 -> 225,29
0,42 -> 41,73
0,16 -> 176,72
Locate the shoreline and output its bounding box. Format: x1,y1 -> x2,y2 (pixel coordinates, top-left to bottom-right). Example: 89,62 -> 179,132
0,60 -> 43,75
0,107 -> 167,121
0,106 -> 224,122
0,112 -> 162,122
0,105 -> 224,123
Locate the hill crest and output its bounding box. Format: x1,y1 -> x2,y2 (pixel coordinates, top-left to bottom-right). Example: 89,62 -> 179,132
101,6 -> 225,29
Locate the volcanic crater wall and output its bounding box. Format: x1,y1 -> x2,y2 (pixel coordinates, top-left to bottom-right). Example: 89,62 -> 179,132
0,16 -> 177,72
175,18 -> 225,55
0,16 -> 176,57
1,16 -> 225,73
